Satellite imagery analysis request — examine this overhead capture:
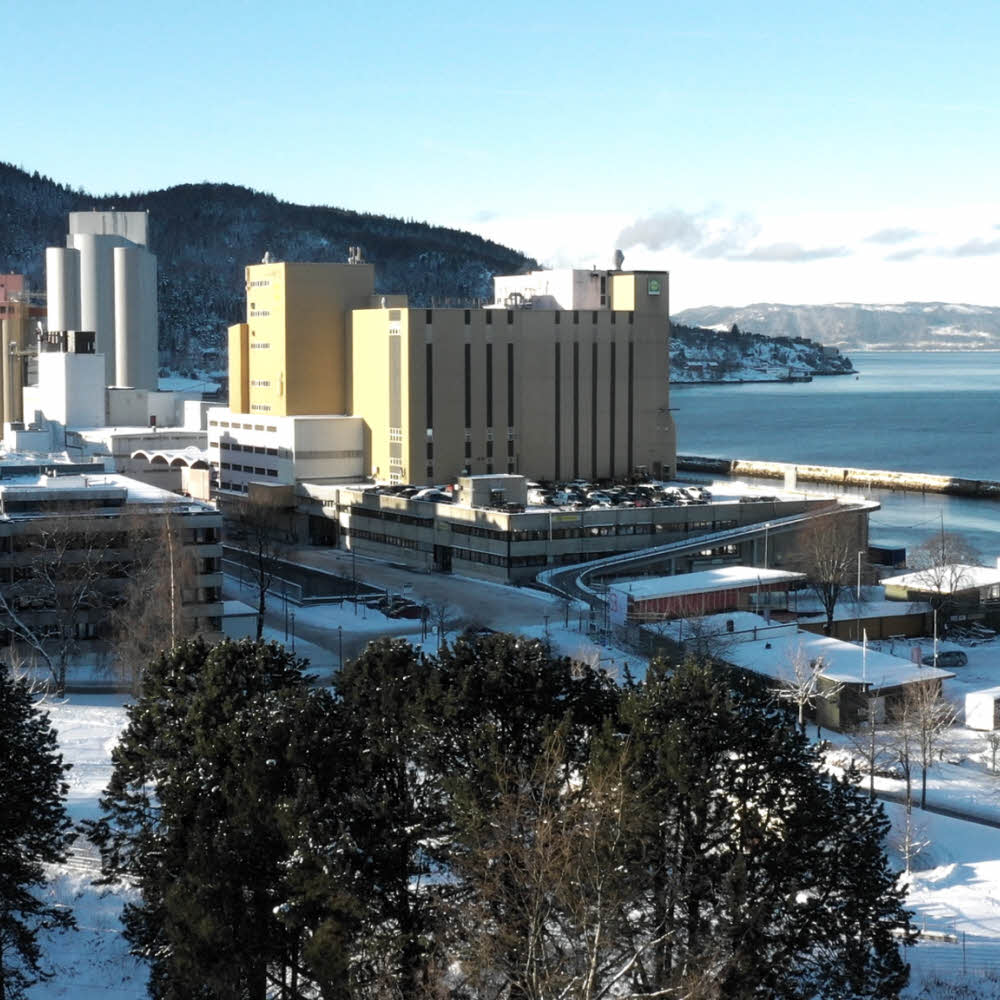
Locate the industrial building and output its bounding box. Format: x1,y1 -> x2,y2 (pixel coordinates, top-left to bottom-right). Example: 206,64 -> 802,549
216,255 -> 675,489
45,210 -> 158,391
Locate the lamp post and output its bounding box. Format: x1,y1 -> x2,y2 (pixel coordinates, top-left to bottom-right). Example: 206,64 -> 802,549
763,522 -> 770,569
856,549 -> 864,642
290,611 -> 296,653
338,625 -> 343,672
352,548 -> 357,616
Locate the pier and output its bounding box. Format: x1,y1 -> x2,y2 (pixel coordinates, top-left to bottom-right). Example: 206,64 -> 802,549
677,455 -> 1000,499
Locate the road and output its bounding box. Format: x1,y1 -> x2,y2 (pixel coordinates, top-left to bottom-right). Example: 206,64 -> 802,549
225,548 -> 566,667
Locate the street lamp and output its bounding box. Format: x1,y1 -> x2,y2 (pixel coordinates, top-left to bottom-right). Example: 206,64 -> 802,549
856,549 -> 865,642
290,611 -> 296,653
763,522 -> 770,569
338,625 -> 343,672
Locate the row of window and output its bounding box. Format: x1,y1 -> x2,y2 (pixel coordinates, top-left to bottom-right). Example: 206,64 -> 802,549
348,505 -> 431,528
251,404 -> 272,412
220,463 -> 279,478
250,342 -> 271,349
249,379 -> 272,388
215,442 -> 280,456
346,527 -> 422,551
209,420 -> 278,432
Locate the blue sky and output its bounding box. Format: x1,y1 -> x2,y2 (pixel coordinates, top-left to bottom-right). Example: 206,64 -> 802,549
9,0 -> 1000,309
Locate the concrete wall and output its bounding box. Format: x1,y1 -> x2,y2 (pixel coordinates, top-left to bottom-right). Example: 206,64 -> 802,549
32,352 -> 105,427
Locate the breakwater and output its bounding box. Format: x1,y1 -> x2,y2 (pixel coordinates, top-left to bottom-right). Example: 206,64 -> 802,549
677,455 -> 1000,499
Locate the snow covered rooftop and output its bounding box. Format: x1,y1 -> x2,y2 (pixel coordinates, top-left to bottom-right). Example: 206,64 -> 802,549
611,566 -> 805,602
882,564 -> 1000,594
723,622 -> 954,690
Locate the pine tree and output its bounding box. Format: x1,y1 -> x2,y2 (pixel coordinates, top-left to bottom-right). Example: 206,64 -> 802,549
88,638 -> 365,1000
0,663 -> 75,1000
620,658 -> 911,999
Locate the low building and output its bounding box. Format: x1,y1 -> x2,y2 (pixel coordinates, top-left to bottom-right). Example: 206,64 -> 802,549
718,621 -> 954,731
882,564 -> 1000,605
0,472 -> 223,681
296,477 -> 840,584
607,566 -> 806,624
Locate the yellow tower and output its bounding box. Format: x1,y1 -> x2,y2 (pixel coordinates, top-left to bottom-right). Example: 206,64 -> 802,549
229,260 -> 374,416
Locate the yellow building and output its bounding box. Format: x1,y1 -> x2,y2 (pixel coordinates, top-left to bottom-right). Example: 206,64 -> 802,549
228,260 -> 375,417
222,258 -> 675,490
350,270 -> 674,485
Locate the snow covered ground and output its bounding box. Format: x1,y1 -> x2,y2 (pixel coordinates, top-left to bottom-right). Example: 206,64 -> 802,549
27,587 -> 1000,997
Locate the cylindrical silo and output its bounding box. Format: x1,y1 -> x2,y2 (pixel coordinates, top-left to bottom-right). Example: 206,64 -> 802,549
114,245 -> 158,390
45,246 -> 81,332
2,313 -> 27,424
74,232 -> 121,386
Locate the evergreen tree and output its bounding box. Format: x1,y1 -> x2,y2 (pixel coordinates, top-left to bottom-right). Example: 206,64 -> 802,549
620,659 -> 911,999
88,638 -> 367,1000
0,663 -> 75,1000
332,638 -> 445,1000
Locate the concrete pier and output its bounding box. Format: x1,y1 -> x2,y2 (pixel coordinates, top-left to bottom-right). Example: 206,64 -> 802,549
677,455 -> 1000,499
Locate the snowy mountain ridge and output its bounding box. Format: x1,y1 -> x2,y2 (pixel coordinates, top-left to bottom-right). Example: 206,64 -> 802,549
673,301 -> 1000,351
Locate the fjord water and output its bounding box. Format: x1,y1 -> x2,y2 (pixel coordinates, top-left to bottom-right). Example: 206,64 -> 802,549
673,351 -> 1000,556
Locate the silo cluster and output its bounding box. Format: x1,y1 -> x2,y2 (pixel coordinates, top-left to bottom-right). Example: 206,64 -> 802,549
44,211 -> 158,391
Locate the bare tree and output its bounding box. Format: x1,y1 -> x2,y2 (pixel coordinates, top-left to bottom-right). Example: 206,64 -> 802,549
429,601 -> 461,652
0,518 -> 116,693
983,729 -> 1000,774
895,801 -> 930,876
848,696 -> 894,801
775,645 -> 843,737
449,732 -> 676,1000
110,513 -> 200,691
794,512 -> 865,635
906,679 -> 958,810
229,499 -> 286,640
907,530 -> 982,621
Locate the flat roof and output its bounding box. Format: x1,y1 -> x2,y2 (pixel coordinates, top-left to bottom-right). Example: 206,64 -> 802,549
722,622 -> 954,689
882,564 -> 1000,593
611,566 -> 806,602
0,472 -> 217,511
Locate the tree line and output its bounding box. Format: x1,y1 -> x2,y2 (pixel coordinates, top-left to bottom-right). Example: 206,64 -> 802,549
65,633 -> 913,1000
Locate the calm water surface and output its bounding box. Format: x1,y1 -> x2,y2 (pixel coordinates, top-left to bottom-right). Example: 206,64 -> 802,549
673,352 -> 1000,556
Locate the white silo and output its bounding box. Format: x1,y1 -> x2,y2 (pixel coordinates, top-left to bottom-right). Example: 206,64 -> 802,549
45,247 -> 82,331
73,231 -> 124,386
113,244 -> 158,390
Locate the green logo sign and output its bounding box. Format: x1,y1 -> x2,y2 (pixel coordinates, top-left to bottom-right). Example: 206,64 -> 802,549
647,278 -> 661,296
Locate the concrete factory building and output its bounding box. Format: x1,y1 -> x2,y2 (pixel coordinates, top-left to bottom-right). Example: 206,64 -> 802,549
215,255 -> 676,490
45,210 -> 158,391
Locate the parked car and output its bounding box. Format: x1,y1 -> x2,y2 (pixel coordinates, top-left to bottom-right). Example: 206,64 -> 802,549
921,650 -> 968,668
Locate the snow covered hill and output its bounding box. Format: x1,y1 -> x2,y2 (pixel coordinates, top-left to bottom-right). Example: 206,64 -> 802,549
670,321 -> 855,383
673,302 -> 1000,352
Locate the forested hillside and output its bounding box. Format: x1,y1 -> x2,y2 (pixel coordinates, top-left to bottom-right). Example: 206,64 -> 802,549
670,322 -> 855,381
0,162 -> 535,371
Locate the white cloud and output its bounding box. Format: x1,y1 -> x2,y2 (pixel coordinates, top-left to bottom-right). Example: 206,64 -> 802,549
448,203 -> 1000,311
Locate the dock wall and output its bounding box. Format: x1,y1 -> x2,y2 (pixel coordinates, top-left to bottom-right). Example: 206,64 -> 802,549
677,455 -> 1000,499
